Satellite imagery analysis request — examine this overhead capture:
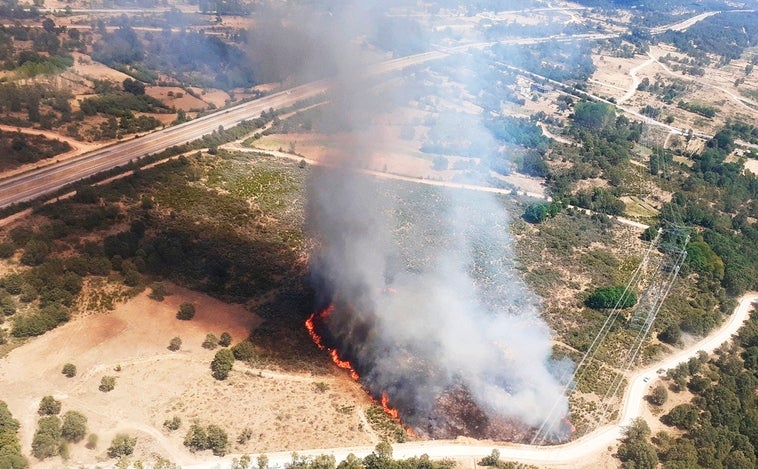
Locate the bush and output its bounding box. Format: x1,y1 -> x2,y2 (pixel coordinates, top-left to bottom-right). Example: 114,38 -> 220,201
61,411 -> 87,442
231,340 -> 255,361
649,385 -> 668,406
585,286 -> 637,309
219,332 -> 232,347
31,416 -> 61,459
168,336 -> 182,351
149,282 -> 169,301
107,433 -> 136,458
206,424 -> 228,456
176,302 -> 195,320
38,396 -> 61,415
164,416 -> 181,431
183,423 -> 227,455
184,423 -> 208,452
99,376 -> 116,392
202,333 -> 219,350
211,349 -> 234,380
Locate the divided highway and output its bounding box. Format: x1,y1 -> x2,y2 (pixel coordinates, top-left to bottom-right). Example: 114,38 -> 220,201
0,50 -> 450,209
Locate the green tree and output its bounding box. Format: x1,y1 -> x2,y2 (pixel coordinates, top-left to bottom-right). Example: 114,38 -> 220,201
206,424 -> 228,456
176,302 -> 196,320
107,433 -> 136,458
231,340 -> 255,361
617,418 -> 657,468
219,332 -> 232,347
211,349 -> 234,380
523,202 -> 549,223
168,337 -> 182,351
202,333 -> 219,350
99,376 -> 116,392
37,396 -> 61,415
31,416 -> 61,459
649,384 -> 668,406
585,286 -> 636,309
61,411 -> 87,442
21,239 -> 49,266
183,423 -> 208,452
664,403 -> 699,430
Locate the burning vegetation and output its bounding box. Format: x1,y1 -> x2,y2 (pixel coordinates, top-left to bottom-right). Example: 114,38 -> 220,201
305,301 -> 566,442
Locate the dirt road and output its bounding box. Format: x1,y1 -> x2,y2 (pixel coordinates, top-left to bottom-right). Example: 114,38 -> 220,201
175,296 -> 758,467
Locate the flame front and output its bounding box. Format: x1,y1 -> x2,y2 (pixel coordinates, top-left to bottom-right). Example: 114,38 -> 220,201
305,305 -> 359,381
305,304 -> 413,435
381,392 -> 399,420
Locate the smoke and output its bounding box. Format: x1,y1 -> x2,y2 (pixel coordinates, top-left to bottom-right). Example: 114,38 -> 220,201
257,1 -> 570,439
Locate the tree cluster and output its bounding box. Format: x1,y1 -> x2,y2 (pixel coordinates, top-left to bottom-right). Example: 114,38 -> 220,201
0,401 -> 27,468
183,422 -> 228,456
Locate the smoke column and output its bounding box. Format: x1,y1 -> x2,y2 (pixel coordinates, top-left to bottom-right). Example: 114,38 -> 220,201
253,2 -> 570,439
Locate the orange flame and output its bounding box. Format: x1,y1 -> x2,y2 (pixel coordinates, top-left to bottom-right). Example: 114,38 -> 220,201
305,304 -> 414,436
330,349 -> 360,381
305,305 -> 359,381
381,392 -> 399,419
563,417 -> 576,433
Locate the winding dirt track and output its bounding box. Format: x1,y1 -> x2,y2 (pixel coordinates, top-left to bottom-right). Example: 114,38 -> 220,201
170,293 -> 756,469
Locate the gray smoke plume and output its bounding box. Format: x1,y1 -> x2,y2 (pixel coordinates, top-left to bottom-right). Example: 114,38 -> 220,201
257,1 -> 570,439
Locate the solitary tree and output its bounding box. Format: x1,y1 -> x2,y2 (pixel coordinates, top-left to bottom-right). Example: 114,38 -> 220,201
211,349 -> 234,380
168,337 -> 182,351
99,376 -> 116,392
177,302 -> 196,320
107,434 -> 137,458
649,384 -> 668,406
61,363 -> 77,377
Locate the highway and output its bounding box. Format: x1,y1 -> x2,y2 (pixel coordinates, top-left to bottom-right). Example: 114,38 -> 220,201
0,50 -> 451,209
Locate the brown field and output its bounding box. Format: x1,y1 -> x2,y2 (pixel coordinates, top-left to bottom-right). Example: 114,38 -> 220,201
0,285 -> 378,467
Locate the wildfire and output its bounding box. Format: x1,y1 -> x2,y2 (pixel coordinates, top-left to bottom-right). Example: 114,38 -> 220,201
330,349 -> 360,381
305,305 -> 359,381
381,392 -> 399,419
562,417 -> 576,433
305,304 -> 414,436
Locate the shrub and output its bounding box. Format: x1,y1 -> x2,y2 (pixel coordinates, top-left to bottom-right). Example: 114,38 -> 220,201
61,363 -> 76,378
149,282 -> 169,301
31,416 -> 61,459
163,416 -> 181,431
202,333 -> 219,350
61,411 -> 87,442
219,332 -> 232,347
38,396 -> 61,415
211,349 -> 234,380
99,376 -> 116,392
649,385 -> 668,406
107,433 -> 136,458
231,340 -> 255,361
206,424 -> 228,456
168,336 -> 182,351
176,302 -> 195,320
585,286 -> 637,309
184,423 -> 208,452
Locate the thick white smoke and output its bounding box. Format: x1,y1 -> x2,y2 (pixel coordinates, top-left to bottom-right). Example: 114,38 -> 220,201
257,1 -> 571,438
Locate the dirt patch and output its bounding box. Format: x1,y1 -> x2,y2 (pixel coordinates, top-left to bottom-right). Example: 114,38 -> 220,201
146,86 -> 208,112
0,284 -> 377,467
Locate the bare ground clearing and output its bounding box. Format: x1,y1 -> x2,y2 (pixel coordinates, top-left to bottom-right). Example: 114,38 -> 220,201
0,285 -> 377,467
